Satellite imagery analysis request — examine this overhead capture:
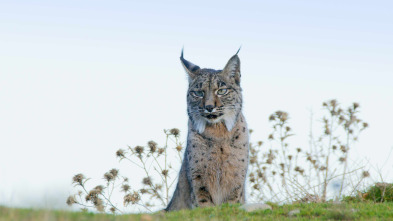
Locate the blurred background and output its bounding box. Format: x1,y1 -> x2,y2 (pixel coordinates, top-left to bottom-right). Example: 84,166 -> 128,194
0,0 -> 392,209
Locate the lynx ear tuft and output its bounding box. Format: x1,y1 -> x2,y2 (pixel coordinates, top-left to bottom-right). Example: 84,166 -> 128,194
180,48 -> 200,80
235,46 -> 241,55
222,53 -> 241,85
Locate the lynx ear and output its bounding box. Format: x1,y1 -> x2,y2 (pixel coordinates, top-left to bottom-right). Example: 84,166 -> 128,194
222,52 -> 241,85
180,49 -> 200,81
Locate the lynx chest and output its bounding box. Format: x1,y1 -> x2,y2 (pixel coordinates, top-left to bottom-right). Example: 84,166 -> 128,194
186,123 -> 248,204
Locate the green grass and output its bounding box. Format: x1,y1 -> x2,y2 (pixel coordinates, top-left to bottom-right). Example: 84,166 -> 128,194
1,202 -> 393,221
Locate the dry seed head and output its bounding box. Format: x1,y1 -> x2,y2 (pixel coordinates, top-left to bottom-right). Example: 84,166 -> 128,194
104,172 -> 114,182
268,150 -> 275,158
93,197 -> 103,206
281,112 -> 288,121
285,126 -> 291,132
85,189 -> 99,202
123,177 -> 129,182
147,141 -> 157,153
363,122 -> 368,128
257,141 -> 263,146
288,155 -> 293,160
93,185 -> 104,194
116,149 -> 125,158
269,114 -> 275,121
340,145 -> 347,153
142,177 -> 152,185
124,191 -> 141,205
140,189 -> 148,194
330,99 -> 337,107
250,156 -> 257,164
109,169 -> 119,178
324,127 -> 331,135
158,148 -> 165,155
332,145 -> 337,150
176,145 -> 183,152
161,169 -> 169,176
268,134 -> 274,140
134,146 -> 144,155
339,157 -> 346,163
156,184 -> 163,190
338,116 -> 345,124
110,207 -> 116,213
72,173 -> 85,185
296,148 -> 302,153
88,190 -> 99,198
85,193 -> 92,202
249,129 -> 253,134
353,102 -> 359,109
319,166 -> 327,171
249,177 -> 255,183
169,128 -> 180,137
277,111 -> 288,122
362,171 -> 370,178
95,201 -> 105,212
344,122 -> 350,129
272,171 -> 276,175
122,184 -> 131,192
294,167 -> 304,174
66,195 -> 76,206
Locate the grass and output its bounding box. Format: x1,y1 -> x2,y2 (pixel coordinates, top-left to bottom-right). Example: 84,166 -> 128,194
2,202 -> 393,221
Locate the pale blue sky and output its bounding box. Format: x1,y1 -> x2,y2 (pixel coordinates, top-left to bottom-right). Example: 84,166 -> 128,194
0,0 -> 392,209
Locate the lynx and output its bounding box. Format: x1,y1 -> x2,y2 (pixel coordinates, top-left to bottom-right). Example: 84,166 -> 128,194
165,49 -> 249,211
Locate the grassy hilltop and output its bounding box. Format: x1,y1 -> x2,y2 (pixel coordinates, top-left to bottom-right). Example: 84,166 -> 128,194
2,202 -> 393,221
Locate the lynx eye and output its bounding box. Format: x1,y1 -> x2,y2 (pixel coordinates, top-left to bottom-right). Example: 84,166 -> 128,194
191,91 -> 204,98
216,88 -> 228,95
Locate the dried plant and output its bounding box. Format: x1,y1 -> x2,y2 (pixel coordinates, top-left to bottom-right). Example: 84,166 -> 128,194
67,129 -> 184,213
248,100 -> 369,203
68,99 -> 372,213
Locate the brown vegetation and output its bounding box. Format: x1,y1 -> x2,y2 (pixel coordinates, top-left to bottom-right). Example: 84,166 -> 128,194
67,99 -> 376,213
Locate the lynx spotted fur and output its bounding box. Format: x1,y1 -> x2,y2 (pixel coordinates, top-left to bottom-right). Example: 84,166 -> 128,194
165,49 -> 249,211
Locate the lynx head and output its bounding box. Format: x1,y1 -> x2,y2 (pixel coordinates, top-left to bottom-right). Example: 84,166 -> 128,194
181,49 -> 243,134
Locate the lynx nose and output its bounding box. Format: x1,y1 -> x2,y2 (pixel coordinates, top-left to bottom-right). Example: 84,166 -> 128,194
205,105 -> 214,112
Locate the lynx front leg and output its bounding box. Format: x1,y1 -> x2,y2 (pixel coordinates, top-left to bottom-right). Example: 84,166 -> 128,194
189,172 -> 214,208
